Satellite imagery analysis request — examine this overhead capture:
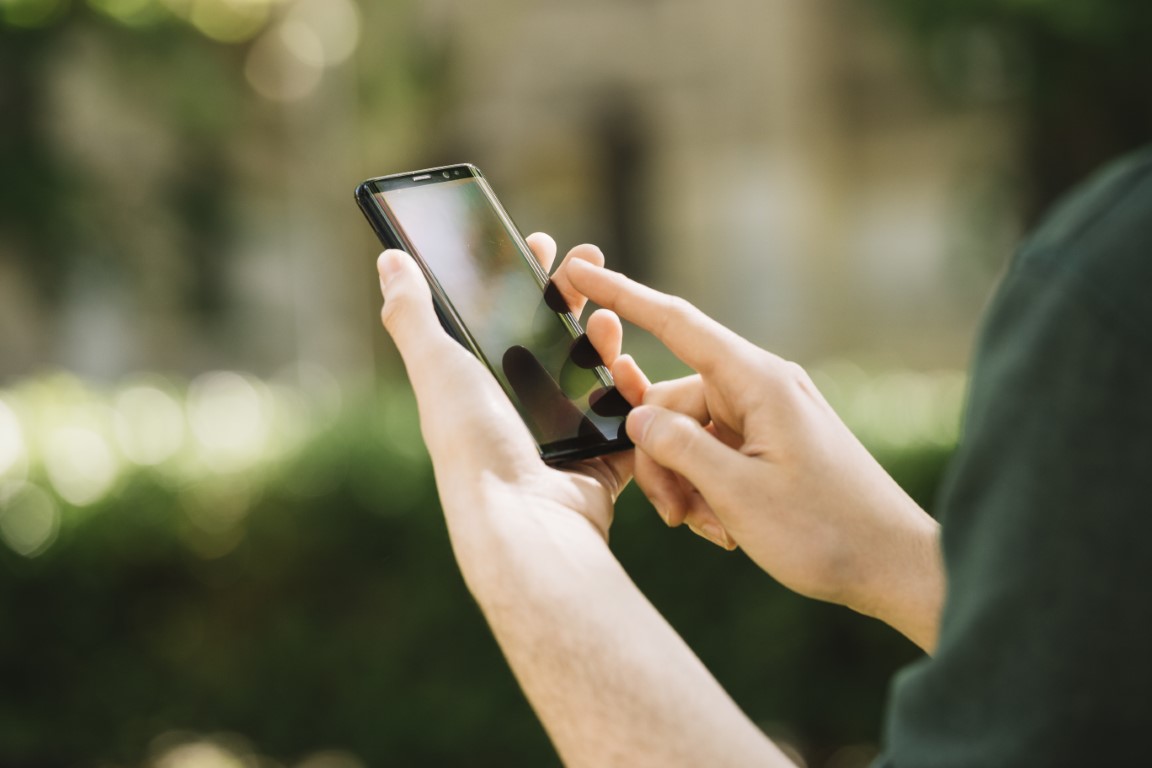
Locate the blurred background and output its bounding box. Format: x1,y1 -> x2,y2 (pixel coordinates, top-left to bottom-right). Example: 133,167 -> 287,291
1,0 -> 1149,766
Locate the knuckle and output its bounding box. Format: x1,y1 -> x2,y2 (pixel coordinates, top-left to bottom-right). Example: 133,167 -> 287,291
644,375 -> 700,409
760,356 -> 803,393
379,296 -> 411,335
782,360 -> 810,383
665,295 -> 696,322
644,380 -> 677,405
778,359 -> 818,400
647,411 -> 699,460
651,295 -> 693,338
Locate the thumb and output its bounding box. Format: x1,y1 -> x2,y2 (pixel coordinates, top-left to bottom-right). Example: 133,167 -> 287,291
626,404 -> 746,502
377,249 -> 459,381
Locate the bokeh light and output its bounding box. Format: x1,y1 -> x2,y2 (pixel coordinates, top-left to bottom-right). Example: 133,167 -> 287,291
112,382 -> 186,465
113,382 -> 187,466
244,18 -> 322,101
87,0 -> 164,26
150,734 -> 254,768
0,397 -> 26,478
187,370 -> 271,472
0,0 -> 69,28
188,0 -> 273,44
282,0 -> 359,68
42,425 -> 120,506
0,480 -> 61,557
243,0 -> 359,101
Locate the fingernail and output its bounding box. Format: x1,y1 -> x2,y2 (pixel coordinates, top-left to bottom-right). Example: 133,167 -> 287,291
699,522 -> 730,549
626,406 -> 655,443
378,250 -> 404,283
653,503 -> 670,526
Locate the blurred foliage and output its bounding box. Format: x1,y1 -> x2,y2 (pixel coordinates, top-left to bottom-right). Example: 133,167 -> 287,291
0,0 -> 443,386
0,2 -> 254,310
879,0 -> 1152,45
876,0 -> 1152,220
0,372 -> 956,767
0,0 -> 279,36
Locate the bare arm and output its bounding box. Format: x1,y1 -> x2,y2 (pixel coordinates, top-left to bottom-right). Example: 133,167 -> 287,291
376,239 -> 792,766
451,491 -> 791,767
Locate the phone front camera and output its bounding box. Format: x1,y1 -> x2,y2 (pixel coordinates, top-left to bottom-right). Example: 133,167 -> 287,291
442,171 -> 450,178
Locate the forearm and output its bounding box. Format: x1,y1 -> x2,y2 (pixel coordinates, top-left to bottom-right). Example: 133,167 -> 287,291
446,497 -> 794,768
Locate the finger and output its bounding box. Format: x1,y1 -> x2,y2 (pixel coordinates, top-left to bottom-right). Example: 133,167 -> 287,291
644,375 -> 708,425
585,308 -> 623,367
648,468 -> 734,549
683,505 -> 737,550
633,439 -> 719,529
566,260 -> 752,375
626,404 -> 749,505
650,420 -> 742,531
569,448 -> 635,507
526,232 -> 558,273
610,354 -> 650,406
633,447 -> 690,526
681,513 -> 737,550
377,250 -> 469,390
548,243 -> 606,318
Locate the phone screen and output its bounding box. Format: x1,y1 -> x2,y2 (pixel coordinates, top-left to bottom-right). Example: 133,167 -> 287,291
361,168 -> 631,461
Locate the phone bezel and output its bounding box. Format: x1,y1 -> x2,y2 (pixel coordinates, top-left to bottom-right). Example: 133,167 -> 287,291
355,163 -> 633,465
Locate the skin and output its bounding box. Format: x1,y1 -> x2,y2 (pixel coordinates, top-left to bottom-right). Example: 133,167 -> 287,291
376,234 -> 944,766
562,257 -> 944,652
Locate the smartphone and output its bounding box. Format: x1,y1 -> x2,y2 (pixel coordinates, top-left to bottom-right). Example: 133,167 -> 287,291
355,164 -> 632,464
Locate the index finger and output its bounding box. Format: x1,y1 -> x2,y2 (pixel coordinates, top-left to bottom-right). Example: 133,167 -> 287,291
566,259 -> 749,374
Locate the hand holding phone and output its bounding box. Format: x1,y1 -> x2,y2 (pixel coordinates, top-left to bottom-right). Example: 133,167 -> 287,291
356,164 -> 635,464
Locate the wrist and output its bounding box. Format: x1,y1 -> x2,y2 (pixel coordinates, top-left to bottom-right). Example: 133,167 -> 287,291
441,487 -> 616,605
848,511 -> 944,653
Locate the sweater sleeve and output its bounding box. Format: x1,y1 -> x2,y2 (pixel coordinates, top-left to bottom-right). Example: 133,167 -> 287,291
877,148 -> 1152,767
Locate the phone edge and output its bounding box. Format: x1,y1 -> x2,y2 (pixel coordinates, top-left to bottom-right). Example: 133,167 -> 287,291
354,168 -> 634,466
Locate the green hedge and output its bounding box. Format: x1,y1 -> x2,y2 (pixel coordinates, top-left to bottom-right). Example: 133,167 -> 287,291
0,381 -> 953,767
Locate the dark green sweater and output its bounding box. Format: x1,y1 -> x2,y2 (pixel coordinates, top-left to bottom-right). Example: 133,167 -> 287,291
878,147 -> 1152,766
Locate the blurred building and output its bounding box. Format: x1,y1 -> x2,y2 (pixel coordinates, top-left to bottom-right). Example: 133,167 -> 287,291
0,0 -> 1018,384
419,0 -> 1017,370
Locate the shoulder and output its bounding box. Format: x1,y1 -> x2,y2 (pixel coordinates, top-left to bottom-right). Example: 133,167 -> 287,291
1024,144 -> 1152,256
1009,145 -> 1152,350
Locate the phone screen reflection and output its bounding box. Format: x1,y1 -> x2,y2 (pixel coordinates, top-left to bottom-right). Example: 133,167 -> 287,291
376,179 -> 629,450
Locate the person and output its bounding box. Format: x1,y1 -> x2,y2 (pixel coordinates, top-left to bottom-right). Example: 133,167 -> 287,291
373,145 -> 1152,767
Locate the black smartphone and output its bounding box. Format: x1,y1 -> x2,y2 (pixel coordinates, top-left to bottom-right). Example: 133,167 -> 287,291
355,164 -> 632,464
